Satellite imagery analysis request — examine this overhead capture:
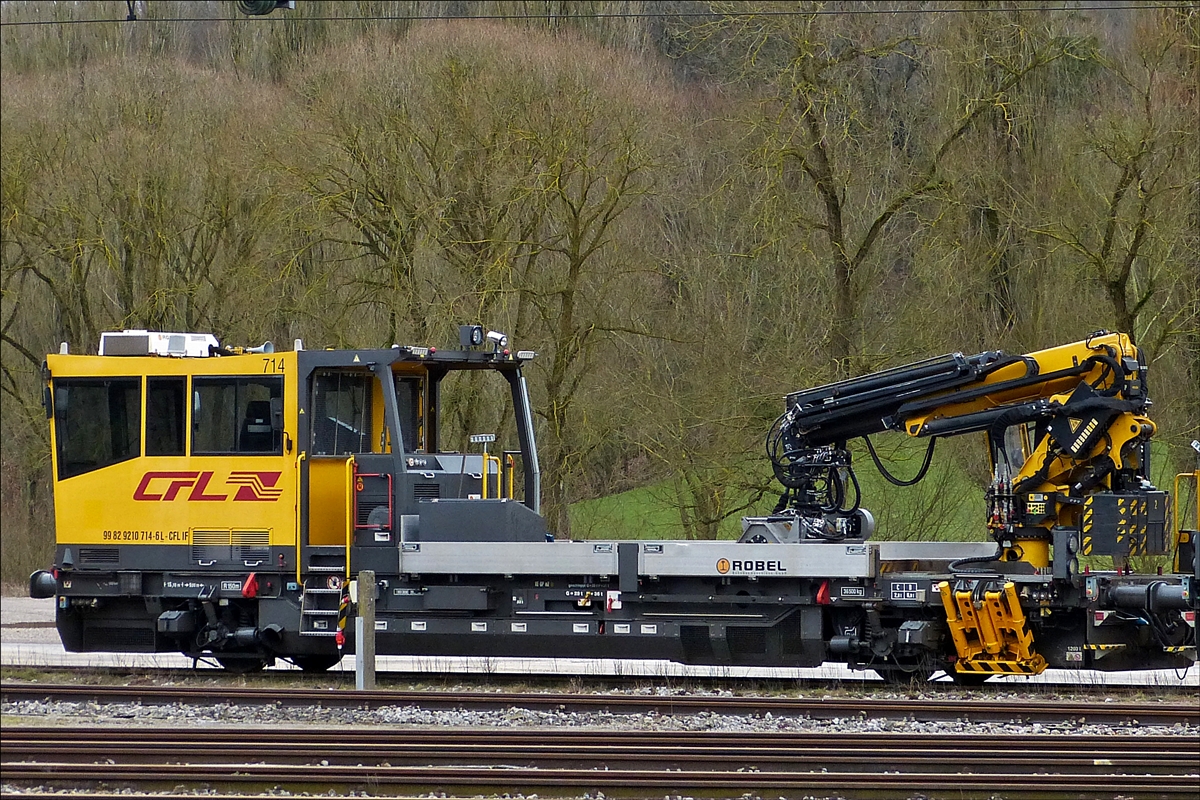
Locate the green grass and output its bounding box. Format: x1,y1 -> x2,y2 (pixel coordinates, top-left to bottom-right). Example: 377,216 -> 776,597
569,438 -> 1195,546
569,483 -> 691,540
569,438 -> 988,542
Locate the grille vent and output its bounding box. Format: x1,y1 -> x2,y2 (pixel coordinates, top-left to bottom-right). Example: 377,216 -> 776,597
192,529 -> 270,564
192,529 -> 230,545
355,473 -> 391,526
79,547 -> 120,564
232,530 -> 270,546
233,529 -> 270,562
192,529 -> 230,563
414,483 -> 440,499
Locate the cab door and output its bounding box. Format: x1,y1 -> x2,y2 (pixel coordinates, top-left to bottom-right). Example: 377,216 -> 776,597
305,368 -> 378,548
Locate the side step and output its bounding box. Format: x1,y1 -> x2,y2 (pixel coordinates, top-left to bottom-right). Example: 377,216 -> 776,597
300,579 -> 345,638
305,545 -> 348,573
300,547 -> 347,638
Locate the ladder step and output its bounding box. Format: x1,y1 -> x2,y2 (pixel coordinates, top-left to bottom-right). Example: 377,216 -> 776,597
302,588 -> 342,594
300,631 -> 339,638
303,609 -> 340,616
306,566 -> 346,572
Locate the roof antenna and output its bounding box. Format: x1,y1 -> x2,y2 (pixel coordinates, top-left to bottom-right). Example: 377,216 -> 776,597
125,1 -> 137,21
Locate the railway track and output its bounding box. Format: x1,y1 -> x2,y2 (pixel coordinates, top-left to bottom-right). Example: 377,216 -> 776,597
4,680 -> 1197,725
7,661 -> 1196,694
2,727 -> 1197,798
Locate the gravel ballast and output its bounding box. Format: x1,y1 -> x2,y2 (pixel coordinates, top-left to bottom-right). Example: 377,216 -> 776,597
3,696 -> 1195,737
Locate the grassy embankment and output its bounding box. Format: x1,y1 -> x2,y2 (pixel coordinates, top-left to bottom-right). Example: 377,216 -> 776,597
571,438 -> 1190,571
571,440 -> 986,542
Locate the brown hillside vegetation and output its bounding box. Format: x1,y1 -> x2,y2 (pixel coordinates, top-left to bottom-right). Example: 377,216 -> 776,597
1,1 -> 1197,583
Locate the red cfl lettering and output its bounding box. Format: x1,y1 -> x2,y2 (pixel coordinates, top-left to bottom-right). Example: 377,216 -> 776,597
134,471 -> 227,502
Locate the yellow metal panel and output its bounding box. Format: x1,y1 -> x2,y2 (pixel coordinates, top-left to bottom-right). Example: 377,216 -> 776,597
307,457 -> 350,546
48,349 -> 300,550
53,455 -> 296,547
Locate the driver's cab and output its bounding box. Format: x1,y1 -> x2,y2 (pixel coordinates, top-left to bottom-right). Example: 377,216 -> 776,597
296,340 -> 545,576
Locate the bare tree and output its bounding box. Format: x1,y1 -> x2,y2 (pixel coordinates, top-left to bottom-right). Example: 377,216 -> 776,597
681,2 -> 1073,375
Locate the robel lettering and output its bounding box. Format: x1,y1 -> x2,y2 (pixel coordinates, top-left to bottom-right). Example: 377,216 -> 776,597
717,558 -> 787,574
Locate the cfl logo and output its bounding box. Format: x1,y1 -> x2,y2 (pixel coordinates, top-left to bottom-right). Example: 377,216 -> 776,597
134,471 -> 283,502
226,472 -> 284,501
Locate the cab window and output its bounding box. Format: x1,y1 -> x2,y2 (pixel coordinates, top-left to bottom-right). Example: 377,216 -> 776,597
192,377 -> 283,455
1000,422 -> 1035,469
146,377 -> 186,456
53,378 -> 141,479
312,371 -> 373,455
395,376 -> 424,452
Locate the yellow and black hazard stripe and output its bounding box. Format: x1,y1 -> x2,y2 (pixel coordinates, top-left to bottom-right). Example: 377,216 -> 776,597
1081,505 -> 1094,555
955,655 -> 1049,675
335,581 -> 350,649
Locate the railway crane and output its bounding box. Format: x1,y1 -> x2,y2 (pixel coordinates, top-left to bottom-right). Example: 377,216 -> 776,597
29,328 -> 1198,680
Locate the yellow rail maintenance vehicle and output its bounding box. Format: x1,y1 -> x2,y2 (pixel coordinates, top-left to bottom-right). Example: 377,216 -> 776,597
29,328 -> 1199,680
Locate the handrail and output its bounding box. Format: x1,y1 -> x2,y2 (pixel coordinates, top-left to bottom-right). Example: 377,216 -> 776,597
483,453 -> 502,499
1174,471 -> 1199,531
1173,469 -> 1199,575
295,451 -> 306,584
345,455 -> 356,577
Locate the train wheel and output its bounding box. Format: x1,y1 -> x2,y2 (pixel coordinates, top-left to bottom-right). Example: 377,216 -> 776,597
291,654 -> 343,673
215,654 -> 269,674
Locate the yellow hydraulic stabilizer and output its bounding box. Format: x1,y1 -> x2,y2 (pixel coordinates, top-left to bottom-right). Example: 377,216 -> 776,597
937,580 -> 1048,676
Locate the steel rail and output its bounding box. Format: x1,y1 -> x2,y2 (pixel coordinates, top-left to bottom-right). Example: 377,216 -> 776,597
4,681 -> 1196,725
7,663 -> 1189,697
2,762 -> 1197,797
3,733 -> 1195,774
3,726 -> 1191,750
5,727 -> 1197,799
